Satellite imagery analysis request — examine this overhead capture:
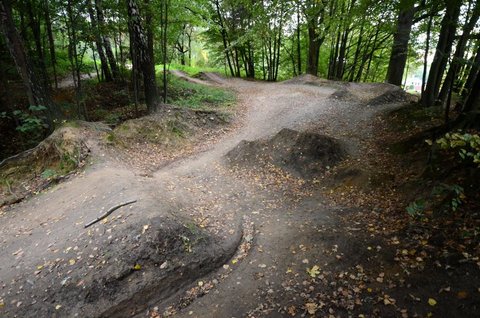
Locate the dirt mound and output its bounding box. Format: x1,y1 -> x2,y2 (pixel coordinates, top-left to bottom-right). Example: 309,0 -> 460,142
226,128 -> 345,178
112,107 -> 230,148
7,216 -> 241,318
110,106 -> 231,171
329,89 -> 358,101
282,74 -> 325,86
282,74 -> 345,90
170,70 -> 213,86
0,123 -> 98,206
366,87 -> 417,106
194,72 -> 227,84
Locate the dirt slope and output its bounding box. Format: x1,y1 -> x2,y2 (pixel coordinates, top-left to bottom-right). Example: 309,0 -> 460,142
1,74 -> 475,318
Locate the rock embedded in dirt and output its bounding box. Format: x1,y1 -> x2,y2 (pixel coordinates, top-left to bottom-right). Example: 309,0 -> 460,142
226,128 -> 345,178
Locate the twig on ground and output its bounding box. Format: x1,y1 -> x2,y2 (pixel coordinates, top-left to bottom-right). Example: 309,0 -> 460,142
84,200 -> 137,228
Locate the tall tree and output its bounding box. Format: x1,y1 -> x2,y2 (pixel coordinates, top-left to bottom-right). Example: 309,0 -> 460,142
0,0 -> 59,125
386,0 -> 416,86
422,0 -> 462,107
126,0 -> 159,113
87,0 -> 112,82
303,0 -> 329,76
438,1 -> 480,103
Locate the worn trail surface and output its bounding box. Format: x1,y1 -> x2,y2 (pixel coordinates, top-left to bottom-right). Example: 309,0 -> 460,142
0,75 -> 405,317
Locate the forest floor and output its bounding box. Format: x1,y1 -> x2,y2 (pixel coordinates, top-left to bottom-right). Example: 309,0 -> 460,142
0,73 -> 478,318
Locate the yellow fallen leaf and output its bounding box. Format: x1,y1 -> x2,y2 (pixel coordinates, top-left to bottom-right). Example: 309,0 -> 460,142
69,259 -> 76,265
36,265 -> 43,270
286,268 -> 293,274
231,259 -> 238,264
428,298 -> 437,306
55,304 -> 62,310
134,264 -> 141,270
306,265 -> 321,278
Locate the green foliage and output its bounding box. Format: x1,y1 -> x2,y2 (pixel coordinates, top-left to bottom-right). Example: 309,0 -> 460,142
41,169 -> 57,179
406,199 -> 426,219
432,183 -> 465,213
12,105 -> 48,134
167,77 -> 235,110
435,132 -> 480,166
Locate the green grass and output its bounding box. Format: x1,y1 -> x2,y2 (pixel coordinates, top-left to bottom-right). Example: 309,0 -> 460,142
166,76 -> 235,110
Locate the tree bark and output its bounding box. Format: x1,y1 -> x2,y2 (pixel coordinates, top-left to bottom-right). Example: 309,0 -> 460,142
422,0 -> 462,107
296,2 -> 302,75
126,0 -> 159,113
44,0 -> 58,89
26,0 -> 50,93
438,2 -> 480,103
386,0 -> 415,86
95,0 -> 119,81
87,0 -> 112,82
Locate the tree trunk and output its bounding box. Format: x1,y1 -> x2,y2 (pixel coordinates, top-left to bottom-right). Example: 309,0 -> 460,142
126,0 -> 158,113
43,0 -> 58,89
306,26 -> 322,76
422,0 -> 462,107
462,43 -> 480,98
161,0 -> 169,103
421,12 -> 433,97
95,0 -> 119,80
348,22 -> 364,82
87,0 -> 112,82
438,2 -> 480,103
457,55 -> 480,129
214,0 -> 234,77
0,0 -> 59,125
386,0 -> 415,86
296,2 -> 301,75
26,0 -> 50,93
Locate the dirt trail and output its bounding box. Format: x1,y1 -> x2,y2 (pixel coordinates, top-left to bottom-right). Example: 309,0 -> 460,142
0,74 -> 405,317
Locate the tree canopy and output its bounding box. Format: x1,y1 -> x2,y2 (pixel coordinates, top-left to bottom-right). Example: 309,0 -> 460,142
0,0 -> 479,151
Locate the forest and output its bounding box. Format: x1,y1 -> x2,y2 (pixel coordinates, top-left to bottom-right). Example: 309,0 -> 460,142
1,0 -> 480,317
0,0 -> 479,159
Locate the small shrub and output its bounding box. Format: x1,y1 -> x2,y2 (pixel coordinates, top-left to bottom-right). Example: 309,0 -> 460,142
432,131 -> 480,166
406,199 -> 426,219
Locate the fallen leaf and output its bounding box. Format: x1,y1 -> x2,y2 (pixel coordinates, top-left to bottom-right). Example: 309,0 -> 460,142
305,302 -> 318,315
457,291 -> 468,299
306,265 -> 321,278
134,264 -> 141,270
287,305 -> 296,316
428,298 -> 437,306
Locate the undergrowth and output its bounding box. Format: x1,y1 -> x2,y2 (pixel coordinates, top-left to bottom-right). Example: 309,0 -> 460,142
167,76 -> 235,110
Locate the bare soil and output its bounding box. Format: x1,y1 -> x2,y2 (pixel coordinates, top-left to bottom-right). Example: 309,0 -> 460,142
0,74 -> 478,318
